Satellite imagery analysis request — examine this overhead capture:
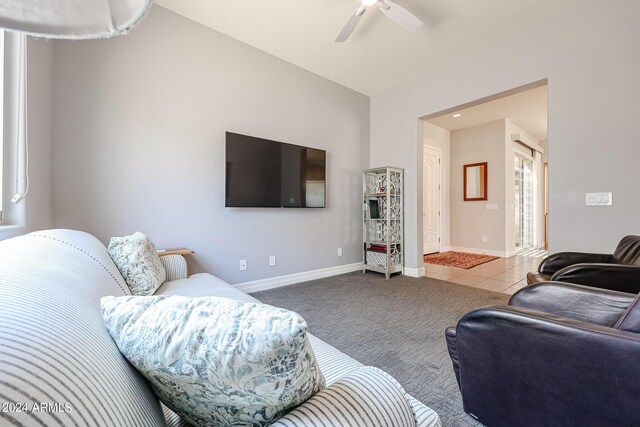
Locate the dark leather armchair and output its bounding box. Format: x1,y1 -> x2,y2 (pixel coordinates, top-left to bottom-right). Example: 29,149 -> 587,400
445,282 -> 640,426
527,235 -> 640,293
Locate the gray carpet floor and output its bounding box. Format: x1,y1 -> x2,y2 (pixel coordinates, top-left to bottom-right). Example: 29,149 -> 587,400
252,271 -> 509,427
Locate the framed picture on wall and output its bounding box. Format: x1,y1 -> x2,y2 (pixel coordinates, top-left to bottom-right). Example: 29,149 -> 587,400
463,162 -> 488,201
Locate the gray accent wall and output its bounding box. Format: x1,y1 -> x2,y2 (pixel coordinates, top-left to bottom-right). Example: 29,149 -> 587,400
52,7 -> 370,284
450,120 -> 506,253
372,1 -> 640,271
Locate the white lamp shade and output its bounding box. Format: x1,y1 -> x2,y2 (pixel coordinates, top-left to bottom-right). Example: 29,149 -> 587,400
0,0 -> 152,39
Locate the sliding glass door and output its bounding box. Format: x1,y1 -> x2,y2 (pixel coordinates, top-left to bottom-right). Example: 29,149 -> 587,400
515,154 -> 533,250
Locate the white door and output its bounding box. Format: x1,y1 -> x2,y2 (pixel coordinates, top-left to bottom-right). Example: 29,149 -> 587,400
423,146 -> 441,254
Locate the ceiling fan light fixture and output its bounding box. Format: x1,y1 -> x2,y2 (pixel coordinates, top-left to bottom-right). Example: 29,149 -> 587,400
0,0 -> 152,39
336,0 -> 422,42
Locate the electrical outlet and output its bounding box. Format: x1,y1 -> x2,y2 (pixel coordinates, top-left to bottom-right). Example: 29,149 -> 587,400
481,237 -> 487,243
338,248 -> 343,257
586,192 -> 613,206
239,259 -> 247,271
269,256 -> 276,267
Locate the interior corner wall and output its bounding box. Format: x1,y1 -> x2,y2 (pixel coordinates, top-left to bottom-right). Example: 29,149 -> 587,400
371,1 -> 640,269
450,120 -> 506,253
0,36 -> 54,240
423,122 -> 450,250
539,140 -> 548,163
51,6 -> 370,284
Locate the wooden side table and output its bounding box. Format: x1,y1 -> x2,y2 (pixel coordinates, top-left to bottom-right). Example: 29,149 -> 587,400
157,248 -> 194,257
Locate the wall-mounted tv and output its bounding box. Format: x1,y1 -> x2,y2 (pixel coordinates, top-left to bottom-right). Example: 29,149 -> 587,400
225,132 -> 326,208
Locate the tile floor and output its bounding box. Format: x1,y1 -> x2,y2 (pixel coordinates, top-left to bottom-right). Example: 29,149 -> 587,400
424,248 -> 548,295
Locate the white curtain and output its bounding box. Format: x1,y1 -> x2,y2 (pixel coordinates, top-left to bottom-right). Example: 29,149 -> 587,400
0,0 -> 152,39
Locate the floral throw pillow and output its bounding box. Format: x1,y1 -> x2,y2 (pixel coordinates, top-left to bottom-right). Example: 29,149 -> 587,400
108,232 -> 166,295
101,295 -> 325,427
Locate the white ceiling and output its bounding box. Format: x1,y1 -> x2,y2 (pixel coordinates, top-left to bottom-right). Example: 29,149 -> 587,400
428,85 -> 548,140
155,0 -> 583,96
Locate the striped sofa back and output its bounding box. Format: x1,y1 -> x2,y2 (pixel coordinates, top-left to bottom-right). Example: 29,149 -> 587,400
0,229 -> 166,426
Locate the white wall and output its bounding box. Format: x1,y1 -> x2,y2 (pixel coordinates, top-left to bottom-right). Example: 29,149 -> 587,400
0,36 -> 54,240
539,138 -> 549,246
371,1 -> 640,271
450,120 -> 505,253
52,7 -> 370,284
423,122 -> 450,250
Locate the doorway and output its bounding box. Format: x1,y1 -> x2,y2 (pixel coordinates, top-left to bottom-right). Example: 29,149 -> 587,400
423,146 -> 441,254
514,153 -> 534,250
544,163 -> 549,250
420,80 -> 548,261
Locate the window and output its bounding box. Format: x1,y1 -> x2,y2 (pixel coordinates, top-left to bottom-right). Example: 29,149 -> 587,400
0,31 -> 29,226
0,30 -> 4,221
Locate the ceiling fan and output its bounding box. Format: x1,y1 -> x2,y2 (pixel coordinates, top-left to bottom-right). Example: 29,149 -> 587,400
335,0 -> 423,42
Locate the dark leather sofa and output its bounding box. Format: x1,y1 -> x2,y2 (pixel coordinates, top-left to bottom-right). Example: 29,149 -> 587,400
445,281 -> 640,426
527,235 -> 640,293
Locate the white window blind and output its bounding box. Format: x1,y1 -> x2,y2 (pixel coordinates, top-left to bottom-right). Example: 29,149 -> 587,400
0,30 -> 5,221
1,32 -> 29,220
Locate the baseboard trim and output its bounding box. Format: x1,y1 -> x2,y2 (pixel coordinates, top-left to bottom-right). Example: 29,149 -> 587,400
449,246 -> 507,258
234,262 -> 363,294
404,266 -> 425,278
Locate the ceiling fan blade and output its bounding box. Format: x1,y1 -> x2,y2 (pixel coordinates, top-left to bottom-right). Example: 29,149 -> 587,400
335,6 -> 366,42
378,0 -> 423,32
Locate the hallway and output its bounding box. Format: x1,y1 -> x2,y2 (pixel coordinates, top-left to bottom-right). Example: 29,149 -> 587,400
424,249 -> 548,294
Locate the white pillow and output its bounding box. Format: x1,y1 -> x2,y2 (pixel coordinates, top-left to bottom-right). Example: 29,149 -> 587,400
158,254 -> 188,281
101,295 -> 325,427
108,232 -> 166,295
271,366 -> 417,427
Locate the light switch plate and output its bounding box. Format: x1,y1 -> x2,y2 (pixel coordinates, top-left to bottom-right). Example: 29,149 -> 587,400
586,192 -> 613,206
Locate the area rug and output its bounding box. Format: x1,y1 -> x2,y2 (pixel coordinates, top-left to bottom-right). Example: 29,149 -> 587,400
424,251 -> 498,269
253,272 -> 508,427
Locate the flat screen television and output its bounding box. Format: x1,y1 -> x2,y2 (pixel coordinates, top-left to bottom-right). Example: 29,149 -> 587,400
225,132 -> 326,208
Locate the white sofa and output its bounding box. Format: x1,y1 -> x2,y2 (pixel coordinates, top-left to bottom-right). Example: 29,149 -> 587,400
0,229 -> 440,426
